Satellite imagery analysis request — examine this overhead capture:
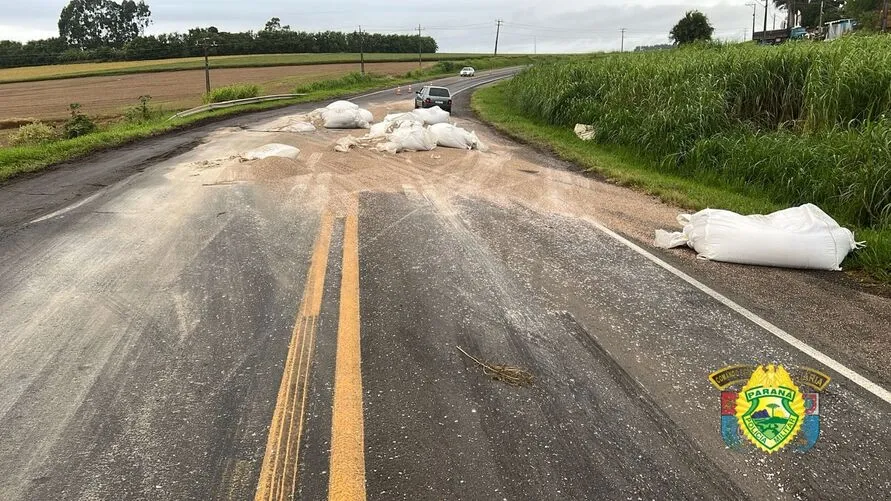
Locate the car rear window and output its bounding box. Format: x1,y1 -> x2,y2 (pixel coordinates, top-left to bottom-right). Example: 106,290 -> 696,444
429,88 -> 450,97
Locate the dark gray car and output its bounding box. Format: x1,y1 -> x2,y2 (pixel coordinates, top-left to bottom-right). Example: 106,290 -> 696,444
414,85 -> 452,112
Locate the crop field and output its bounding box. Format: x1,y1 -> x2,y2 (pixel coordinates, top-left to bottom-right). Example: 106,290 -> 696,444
0,53 -> 489,84
506,36 -> 891,235
0,61 -> 434,123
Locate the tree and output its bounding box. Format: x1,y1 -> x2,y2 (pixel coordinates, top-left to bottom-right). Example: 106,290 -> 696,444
263,17 -> 290,32
844,0 -> 882,30
58,0 -> 151,49
669,10 -> 714,45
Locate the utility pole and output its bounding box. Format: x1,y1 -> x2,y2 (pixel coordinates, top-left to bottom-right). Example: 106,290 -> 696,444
417,24 -> 423,68
494,19 -> 502,55
746,2 -> 756,40
201,37 -> 212,94
619,28 -> 626,52
358,25 -> 365,75
763,0 -> 768,36
882,0 -> 889,32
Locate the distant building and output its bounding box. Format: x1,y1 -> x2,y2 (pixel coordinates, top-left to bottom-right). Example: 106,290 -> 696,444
825,19 -> 855,40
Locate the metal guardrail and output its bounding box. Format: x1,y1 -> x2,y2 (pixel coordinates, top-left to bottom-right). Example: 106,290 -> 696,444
167,93 -> 306,121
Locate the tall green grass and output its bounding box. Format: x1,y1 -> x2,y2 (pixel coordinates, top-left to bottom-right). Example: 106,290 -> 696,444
507,36 -> 891,231
203,83 -> 262,103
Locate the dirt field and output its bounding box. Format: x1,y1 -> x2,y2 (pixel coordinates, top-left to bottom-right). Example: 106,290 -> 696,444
0,62 -> 432,123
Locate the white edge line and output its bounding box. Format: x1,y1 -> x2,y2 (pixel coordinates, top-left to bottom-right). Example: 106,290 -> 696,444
28,190 -> 106,225
582,216 -> 891,406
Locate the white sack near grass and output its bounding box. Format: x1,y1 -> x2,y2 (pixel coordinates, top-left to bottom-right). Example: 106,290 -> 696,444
574,123 -> 596,141
654,204 -> 862,270
242,143 -> 300,160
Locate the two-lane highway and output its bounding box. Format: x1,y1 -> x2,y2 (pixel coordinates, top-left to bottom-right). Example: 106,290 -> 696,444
1,68 -> 890,500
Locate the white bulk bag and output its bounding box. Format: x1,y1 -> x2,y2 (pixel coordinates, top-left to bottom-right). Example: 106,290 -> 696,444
322,108 -> 371,129
654,204 -> 861,270
428,123 -> 486,150
380,123 -> 436,152
411,106 -> 450,125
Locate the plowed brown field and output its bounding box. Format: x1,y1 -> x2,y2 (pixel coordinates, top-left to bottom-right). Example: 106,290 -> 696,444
0,62 -> 430,123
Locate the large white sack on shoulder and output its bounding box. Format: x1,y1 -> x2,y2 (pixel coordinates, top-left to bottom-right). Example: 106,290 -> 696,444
411,106 -> 450,125
357,108 -> 374,124
326,100 -> 359,111
683,204 -> 857,270
242,143 -> 300,160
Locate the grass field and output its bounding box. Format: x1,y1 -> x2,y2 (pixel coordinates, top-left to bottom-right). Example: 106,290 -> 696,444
0,62 -> 436,124
0,53 -> 520,84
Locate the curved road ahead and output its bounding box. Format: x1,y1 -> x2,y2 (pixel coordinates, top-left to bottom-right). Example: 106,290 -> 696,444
1,68 -> 889,500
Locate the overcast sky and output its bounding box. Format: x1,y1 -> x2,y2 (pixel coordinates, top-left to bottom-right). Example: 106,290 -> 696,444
0,0 -> 788,52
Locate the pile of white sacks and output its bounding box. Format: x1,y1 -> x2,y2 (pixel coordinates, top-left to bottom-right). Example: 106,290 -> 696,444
333,105 -> 487,154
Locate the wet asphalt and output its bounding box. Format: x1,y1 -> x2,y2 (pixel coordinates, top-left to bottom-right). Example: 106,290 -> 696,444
0,68 -> 889,501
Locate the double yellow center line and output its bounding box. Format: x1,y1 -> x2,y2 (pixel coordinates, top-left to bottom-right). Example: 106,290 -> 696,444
255,205 -> 366,501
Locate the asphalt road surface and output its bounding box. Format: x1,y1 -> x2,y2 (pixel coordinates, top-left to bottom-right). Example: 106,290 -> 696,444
1,68 -> 890,501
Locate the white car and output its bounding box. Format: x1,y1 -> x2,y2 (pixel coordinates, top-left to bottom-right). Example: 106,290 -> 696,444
459,66 -> 475,77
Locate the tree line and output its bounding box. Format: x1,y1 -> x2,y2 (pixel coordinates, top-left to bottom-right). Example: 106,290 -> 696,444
0,0 -> 438,69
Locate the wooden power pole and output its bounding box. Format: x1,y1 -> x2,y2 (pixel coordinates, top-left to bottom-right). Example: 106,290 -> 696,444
494,19 -> 502,55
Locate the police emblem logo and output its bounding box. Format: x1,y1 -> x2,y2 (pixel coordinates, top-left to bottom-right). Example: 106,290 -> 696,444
709,364 -> 829,453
